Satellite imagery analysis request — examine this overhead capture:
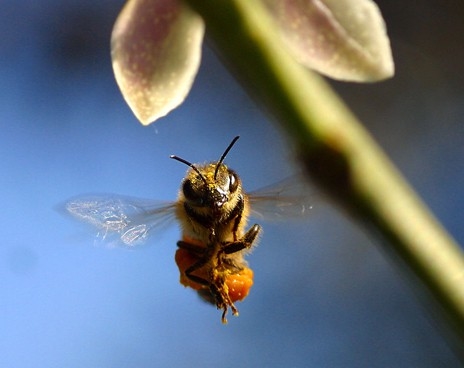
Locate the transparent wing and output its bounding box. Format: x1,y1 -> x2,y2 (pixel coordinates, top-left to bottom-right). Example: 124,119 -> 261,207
247,176 -> 320,221
63,194 -> 177,247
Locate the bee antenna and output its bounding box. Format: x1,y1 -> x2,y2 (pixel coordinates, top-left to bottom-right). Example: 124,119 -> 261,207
170,155 -> 208,186
214,136 -> 240,180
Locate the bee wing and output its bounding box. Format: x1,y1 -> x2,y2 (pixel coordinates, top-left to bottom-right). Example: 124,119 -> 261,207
63,194 -> 177,247
247,176 -> 319,221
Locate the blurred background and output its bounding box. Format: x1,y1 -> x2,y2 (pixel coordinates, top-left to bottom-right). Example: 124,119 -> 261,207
1,0 -> 463,367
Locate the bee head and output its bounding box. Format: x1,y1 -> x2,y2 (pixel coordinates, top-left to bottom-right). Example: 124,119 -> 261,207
170,136 -> 241,211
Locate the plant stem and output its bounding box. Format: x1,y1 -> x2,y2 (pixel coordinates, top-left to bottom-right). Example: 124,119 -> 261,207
184,0 -> 464,342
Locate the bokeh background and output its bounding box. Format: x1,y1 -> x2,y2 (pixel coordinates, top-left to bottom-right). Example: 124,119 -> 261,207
1,1 -> 463,367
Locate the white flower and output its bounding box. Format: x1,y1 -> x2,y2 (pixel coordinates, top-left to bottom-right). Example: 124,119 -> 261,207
111,0 -> 394,125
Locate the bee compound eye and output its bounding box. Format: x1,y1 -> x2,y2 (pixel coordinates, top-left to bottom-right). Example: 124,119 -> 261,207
228,172 -> 239,193
182,179 -> 204,205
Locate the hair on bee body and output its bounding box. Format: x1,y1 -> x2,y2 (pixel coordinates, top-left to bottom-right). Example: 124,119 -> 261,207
170,136 -> 261,323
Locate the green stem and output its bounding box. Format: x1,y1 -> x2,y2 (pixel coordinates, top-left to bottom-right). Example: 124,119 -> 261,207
184,0 -> 464,342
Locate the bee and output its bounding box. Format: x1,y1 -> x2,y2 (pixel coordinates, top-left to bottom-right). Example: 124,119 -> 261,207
64,136 -> 314,323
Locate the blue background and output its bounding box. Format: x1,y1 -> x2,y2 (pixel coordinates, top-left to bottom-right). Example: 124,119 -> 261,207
1,1 -> 463,367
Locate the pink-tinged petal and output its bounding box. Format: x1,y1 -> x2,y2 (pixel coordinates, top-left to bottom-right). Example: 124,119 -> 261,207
263,0 -> 394,82
111,0 -> 204,125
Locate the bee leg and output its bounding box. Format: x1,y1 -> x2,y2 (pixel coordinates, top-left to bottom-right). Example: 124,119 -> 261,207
184,260 -> 210,286
213,224 -> 261,323
218,303 -> 238,324
190,265 -> 235,324
209,278 -> 238,324
176,240 -> 242,324
176,240 -> 205,255
223,224 -> 261,255
176,240 -> 213,287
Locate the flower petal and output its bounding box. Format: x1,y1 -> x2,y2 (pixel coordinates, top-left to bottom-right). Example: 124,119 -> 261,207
263,0 -> 394,82
111,0 -> 204,125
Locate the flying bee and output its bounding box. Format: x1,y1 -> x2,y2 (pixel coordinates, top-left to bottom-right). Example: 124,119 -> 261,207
170,136 -> 261,323
64,136 -> 315,323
